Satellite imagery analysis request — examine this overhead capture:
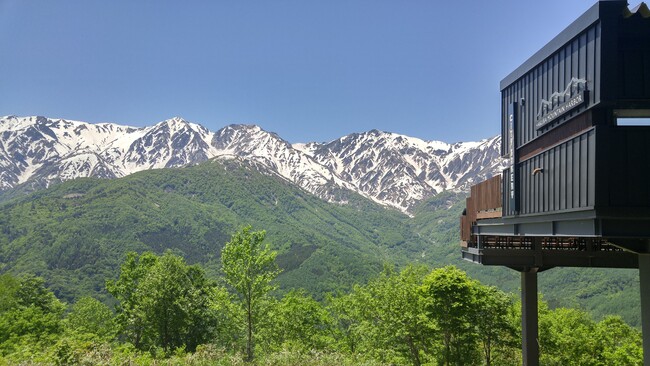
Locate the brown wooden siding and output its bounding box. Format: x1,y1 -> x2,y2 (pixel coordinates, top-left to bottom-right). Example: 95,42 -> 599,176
460,176 -> 502,243
471,175 -> 502,213
460,215 -> 470,244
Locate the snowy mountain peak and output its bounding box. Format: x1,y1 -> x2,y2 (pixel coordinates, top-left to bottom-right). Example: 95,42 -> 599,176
168,116 -> 188,123
151,117 -> 209,135
299,129 -> 503,210
0,115 -> 503,213
222,123 -> 263,132
212,124 -> 290,153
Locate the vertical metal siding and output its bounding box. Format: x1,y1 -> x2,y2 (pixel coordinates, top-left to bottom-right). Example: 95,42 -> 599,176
512,129 -> 596,216
587,26 -> 596,106
503,167 -> 511,215
572,139 -> 581,208
620,49 -> 650,99
587,133 -> 596,206
501,22 -> 601,153
603,127 -> 650,207
495,11 -> 650,222
594,23 -> 602,103
645,50 -> 650,97
556,144 -> 568,210
579,133 -> 588,207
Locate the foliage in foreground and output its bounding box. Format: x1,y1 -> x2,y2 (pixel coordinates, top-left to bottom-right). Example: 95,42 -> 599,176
0,228 -> 643,365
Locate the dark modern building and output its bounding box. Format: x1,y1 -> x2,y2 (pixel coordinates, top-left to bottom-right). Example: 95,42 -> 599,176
460,1 -> 650,365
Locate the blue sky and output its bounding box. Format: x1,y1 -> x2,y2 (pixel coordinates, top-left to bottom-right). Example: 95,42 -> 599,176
1,0 -> 599,143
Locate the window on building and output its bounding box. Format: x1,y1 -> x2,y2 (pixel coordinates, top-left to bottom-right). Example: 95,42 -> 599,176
615,110 -> 650,126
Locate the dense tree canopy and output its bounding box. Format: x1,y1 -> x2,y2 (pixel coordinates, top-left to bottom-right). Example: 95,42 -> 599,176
0,243 -> 643,365
106,251 -> 219,353
65,296 -> 116,341
0,274 -> 65,362
346,265 -> 433,365
421,265 -> 481,365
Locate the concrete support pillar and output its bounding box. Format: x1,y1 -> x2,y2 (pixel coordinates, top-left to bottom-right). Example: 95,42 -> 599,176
640,254 -> 650,366
521,269 -> 539,366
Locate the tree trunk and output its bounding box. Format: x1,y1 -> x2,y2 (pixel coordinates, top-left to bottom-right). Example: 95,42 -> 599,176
484,339 -> 492,366
445,333 -> 451,366
246,296 -> 253,361
406,335 -> 421,366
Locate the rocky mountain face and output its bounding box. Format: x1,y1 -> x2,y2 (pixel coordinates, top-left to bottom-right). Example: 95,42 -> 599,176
0,115 -> 503,212
296,130 -> 502,210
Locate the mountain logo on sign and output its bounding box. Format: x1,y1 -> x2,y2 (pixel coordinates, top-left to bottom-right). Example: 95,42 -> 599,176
536,78 -> 587,118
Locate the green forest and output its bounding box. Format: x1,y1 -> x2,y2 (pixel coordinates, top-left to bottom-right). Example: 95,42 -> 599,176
0,159 -> 644,364
1,227 -> 643,365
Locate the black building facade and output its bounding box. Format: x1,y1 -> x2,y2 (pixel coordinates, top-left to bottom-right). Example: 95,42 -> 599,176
460,2 -> 650,365
501,0 -> 650,221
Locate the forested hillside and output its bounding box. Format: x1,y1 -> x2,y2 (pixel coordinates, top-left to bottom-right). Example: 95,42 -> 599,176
0,158 -> 640,328
0,158 -> 429,302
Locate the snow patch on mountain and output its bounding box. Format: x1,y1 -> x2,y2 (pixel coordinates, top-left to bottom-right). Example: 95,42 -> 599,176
0,115 -> 503,212
298,130 -> 503,210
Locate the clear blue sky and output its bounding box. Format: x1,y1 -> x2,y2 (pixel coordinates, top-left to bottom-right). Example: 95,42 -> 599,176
1,0 -> 599,143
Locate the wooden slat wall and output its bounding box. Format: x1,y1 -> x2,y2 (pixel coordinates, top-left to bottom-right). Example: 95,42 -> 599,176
460,216 -> 470,244
460,196 -> 475,243
466,196 -> 476,226
460,175 -> 502,244
472,175 -> 502,212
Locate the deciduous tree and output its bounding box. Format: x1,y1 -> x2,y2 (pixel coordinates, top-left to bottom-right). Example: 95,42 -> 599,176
354,265 -> 433,366
420,266 -> 480,366
260,289 -> 333,352
107,251 -> 217,353
65,296 -> 116,341
473,284 -> 517,366
539,307 -> 597,365
106,251 -> 157,348
221,226 -> 281,361
594,315 -> 643,365
0,274 -> 65,357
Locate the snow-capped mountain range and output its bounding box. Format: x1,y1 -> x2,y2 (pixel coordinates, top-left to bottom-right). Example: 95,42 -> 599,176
0,115 -> 503,213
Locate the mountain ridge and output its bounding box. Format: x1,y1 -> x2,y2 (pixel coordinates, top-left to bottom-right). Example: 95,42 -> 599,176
0,115 -> 504,212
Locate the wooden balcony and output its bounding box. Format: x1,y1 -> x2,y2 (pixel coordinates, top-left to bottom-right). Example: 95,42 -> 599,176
461,175 -> 502,246
460,174 -> 638,269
